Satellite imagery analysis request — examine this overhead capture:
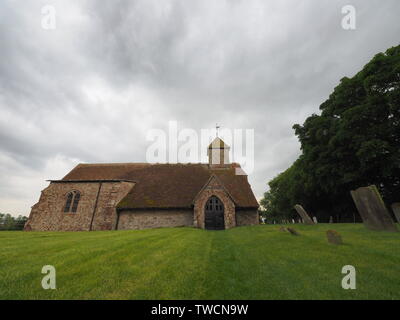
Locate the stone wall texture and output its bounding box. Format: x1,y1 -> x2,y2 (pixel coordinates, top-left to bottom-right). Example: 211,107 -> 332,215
236,209 -> 259,226
25,175 -> 257,231
91,181 -> 135,231
193,176 -> 236,229
117,209 -> 193,230
24,181 -> 134,231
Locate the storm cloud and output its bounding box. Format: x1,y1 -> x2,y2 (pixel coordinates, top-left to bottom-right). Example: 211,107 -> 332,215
0,0 -> 399,216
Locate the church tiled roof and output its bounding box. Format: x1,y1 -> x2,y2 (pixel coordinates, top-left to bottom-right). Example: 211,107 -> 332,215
62,163 -> 259,209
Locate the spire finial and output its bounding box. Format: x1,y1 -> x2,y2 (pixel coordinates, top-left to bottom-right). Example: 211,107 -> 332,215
215,123 -> 220,137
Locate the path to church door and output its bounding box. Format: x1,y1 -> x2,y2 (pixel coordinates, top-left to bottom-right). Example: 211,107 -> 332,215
205,196 -> 225,230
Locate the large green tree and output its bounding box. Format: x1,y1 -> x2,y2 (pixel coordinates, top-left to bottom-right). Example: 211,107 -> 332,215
262,45 -> 400,222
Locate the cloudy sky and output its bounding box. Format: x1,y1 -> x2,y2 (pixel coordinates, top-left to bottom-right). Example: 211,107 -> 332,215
1,0 -> 399,216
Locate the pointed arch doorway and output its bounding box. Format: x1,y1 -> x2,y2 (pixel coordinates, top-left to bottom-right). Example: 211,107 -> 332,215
204,196 -> 225,230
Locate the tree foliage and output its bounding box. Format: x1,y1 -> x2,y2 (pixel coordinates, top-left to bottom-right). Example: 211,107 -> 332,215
0,213 -> 28,231
261,45 -> 400,222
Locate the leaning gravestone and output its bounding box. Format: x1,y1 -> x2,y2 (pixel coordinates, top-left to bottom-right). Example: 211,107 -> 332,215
294,204 -> 315,225
326,230 -> 343,245
391,203 -> 400,223
350,185 -> 398,232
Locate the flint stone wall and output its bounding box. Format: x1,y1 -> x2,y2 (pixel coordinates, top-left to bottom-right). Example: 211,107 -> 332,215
24,181 -> 134,231
236,209 -> 259,226
117,209 -> 193,230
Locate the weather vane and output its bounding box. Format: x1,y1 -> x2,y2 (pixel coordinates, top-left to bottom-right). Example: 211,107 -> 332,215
216,123 -> 220,137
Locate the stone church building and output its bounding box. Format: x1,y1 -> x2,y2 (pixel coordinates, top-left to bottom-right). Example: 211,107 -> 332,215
24,138 -> 259,231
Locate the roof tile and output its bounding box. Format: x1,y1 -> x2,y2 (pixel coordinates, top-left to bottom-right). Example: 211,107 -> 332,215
62,163 -> 259,209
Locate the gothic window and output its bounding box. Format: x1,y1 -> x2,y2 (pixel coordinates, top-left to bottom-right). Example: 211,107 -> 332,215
71,192 -> 80,212
64,192 -> 73,212
64,191 -> 81,213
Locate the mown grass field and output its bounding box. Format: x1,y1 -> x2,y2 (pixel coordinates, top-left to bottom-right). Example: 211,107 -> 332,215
0,224 -> 399,300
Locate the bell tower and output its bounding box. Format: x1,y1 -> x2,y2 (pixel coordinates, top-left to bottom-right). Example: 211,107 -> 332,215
208,124 -> 230,166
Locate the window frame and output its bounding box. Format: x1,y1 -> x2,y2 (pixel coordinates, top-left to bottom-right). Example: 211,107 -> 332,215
63,190 -> 81,213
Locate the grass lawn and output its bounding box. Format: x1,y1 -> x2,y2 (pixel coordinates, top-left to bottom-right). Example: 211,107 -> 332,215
0,224 -> 399,300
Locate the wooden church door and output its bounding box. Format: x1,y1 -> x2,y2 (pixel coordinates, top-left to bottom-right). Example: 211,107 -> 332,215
205,196 -> 225,230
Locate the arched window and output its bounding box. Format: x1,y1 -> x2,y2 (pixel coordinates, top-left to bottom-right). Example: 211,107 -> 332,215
64,192 -> 74,212
64,191 -> 81,213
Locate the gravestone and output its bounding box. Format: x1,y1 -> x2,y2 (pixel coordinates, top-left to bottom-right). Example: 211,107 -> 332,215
287,227 -> 300,236
326,230 -> 343,245
292,219 -> 295,224
294,204 -> 314,225
279,226 -> 287,232
391,203 -> 400,223
313,216 -> 318,224
329,216 -> 333,223
350,185 -> 398,232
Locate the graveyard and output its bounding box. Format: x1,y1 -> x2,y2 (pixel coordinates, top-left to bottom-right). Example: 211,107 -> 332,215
1,223 -> 399,300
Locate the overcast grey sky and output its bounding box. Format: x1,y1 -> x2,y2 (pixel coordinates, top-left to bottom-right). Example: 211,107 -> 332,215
0,0 -> 399,216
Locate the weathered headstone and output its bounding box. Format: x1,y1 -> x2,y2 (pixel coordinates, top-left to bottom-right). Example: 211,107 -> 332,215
329,216 -> 333,223
313,216 -> 318,224
391,203 -> 400,223
294,204 -> 314,225
292,219 -> 295,224
350,185 -> 398,232
326,230 -> 343,245
287,227 -> 300,236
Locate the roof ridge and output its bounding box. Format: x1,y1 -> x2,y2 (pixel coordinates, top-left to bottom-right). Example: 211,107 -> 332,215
76,162 -> 241,165
76,162 -> 215,167
77,162 -> 150,166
